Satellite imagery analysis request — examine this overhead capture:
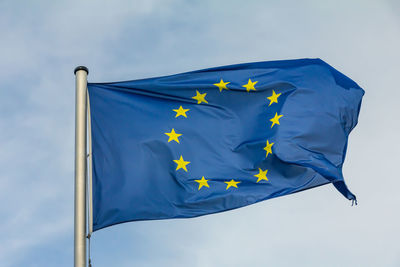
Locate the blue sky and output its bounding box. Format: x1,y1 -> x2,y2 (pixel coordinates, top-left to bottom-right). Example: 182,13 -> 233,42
0,0 -> 399,266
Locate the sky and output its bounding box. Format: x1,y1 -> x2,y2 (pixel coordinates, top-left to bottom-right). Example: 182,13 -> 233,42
0,0 -> 399,266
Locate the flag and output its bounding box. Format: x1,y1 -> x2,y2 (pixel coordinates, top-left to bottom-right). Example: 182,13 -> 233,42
88,58 -> 364,231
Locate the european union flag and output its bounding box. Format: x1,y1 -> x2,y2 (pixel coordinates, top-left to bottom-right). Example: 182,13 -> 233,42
88,58 -> 364,231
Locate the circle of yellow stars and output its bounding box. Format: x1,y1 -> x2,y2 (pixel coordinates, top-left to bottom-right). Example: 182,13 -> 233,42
164,79 -> 283,191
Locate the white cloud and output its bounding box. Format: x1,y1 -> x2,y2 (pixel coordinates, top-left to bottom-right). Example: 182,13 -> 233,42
0,0 -> 399,266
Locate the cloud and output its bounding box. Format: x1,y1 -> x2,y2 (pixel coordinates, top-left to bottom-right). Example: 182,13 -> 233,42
0,0 -> 399,266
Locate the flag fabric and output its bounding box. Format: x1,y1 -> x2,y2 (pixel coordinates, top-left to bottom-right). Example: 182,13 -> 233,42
88,58 -> 364,231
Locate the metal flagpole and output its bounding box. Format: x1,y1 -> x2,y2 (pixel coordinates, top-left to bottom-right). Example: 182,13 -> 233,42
74,66 -> 89,267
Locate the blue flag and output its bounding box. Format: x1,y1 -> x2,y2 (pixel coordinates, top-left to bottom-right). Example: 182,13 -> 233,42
88,58 -> 364,231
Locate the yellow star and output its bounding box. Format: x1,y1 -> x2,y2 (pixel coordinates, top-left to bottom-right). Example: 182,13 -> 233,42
267,90 -> 281,106
270,112 -> 283,128
224,179 -> 240,190
164,128 -> 182,143
173,106 -> 190,118
242,79 -> 258,92
195,176 -> 210,190
214,79 -> 230,92
254,168 -> 268,183
264,140 -> 274,157
192,90 -> 208,104
173,155 -> 190,172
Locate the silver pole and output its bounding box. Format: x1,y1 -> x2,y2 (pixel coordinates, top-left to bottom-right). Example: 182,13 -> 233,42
74,66 -> 89,267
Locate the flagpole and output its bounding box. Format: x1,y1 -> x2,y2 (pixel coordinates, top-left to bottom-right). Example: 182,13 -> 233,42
74,66 -> 89,267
